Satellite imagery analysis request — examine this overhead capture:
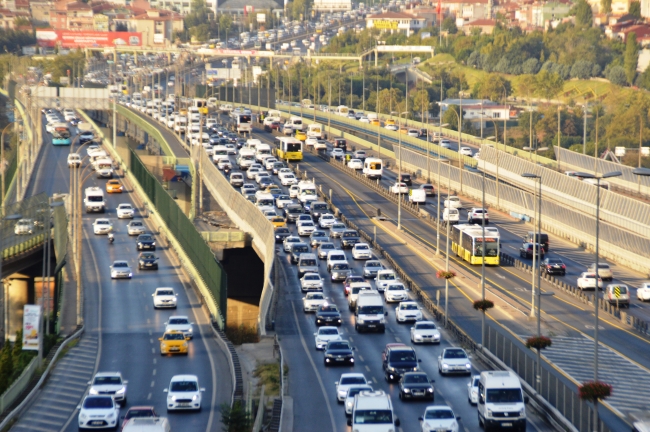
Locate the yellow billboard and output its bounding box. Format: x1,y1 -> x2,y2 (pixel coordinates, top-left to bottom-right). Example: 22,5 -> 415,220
373,20 -> 399,30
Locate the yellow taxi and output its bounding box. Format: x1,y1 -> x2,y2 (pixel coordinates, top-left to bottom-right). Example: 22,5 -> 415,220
270,216 -> 286,228
106,179 -> 123,193
158,330 -> 189,355
370,119 -> 381,126
295,130 -> 307,141
399,127 -> 409,134
385,119 -> 396,126
266,184 -> 281,195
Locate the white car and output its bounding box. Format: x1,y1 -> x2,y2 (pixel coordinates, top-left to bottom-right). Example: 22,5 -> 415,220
407,129 -> 419,137
577,272 -> 603,290
116,203 -> 135,219
93,218 -> 113,235
14,219 -> 34,235
438,347 -> 472,375
300,273 -> 324,292
305,137 -> 318,146
152,287 -> 178,309
335,373 -> 368,402
264,158 -> 278,169
297,221 -> 316,235
348,159 -> 363,170
314,326 -> 342,349
385,124 -> 398,131
110,260 -> 132,279
390,182 -> 408,194
77,395 -> 120,430
314,140 -> 328,150
444,195 -> 462,209
637,282 -> 650,301
165,315 -> 194,339
345,385 -> 375,415
384,283 -> 409,303
88,372 -> 128,404
126,220 -> 146,236
440,139 -> 451,149
217,158 -> 232,170
67,153 -> 81,168
319,213 -> 337,228
358,116 -> 370,123
303,291 -> 327,312
281,174 -> 298,186
419,405 -> 460,432
164,375 -> 204,411
467,375 -> 480,404
351,243 -> 371,260
374,270 -> 398,292
87,144 -> 104,157
246,167 -> 261,180
289,185 -> 300,198
278,168 -> 293,176
396,301 -> 422,323
411,321 -> 441,344
459,147 -> 473,156
226,144 -> 237,155
331,148 -> 344,159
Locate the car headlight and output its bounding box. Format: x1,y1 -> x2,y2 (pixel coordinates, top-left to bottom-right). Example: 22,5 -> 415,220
116,387 -> 126,394
427,388 -> 434,393
161,343 -> 167,348
442,363 -> 449,369
138,242 -> 142,246
107,412 -> 116,419
192,394 -> 198,401
487,409 -> 492,416
519,409 -> 525,416
338,390 -> 346,398
346,401 -> 353,409
152,242 -> 156,246
403,388 -> 410,393
466,363 -> 471,369
182,342 -> 188,347
89,388 -> 98,395
414,335 -> 422,340
80,413 -> 87,420
387,366 -> 395,372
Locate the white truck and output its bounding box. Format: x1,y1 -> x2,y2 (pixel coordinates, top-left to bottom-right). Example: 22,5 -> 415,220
362,158 -> 383,180
408,188 -> 426,204
348,390 -> 400,431
298,180 -> 318,203
84,187 -> 105,213
354,290 -> 386,333
307,123 -> 324,139
478,371 -> 529,431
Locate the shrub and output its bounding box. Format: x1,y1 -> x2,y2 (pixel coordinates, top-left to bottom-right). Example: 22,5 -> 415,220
525,335 -> 553,350
579,381 -> 612,402
436,270 -> 457,279
473,299 -> 495,312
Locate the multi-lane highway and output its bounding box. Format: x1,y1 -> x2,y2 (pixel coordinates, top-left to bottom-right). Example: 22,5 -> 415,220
11,113 -> 232,431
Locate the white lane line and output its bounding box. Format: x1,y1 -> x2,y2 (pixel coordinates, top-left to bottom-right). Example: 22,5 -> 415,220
150,338 -> 153,344
358,354 -> 364,362
151,348 -> 155,354
365,365 -> 371,372
152,369 -> 156,376
289,301 -> 338,431
372,377 -> 378,384
147,392 -> 152,400
153,358 -> 157,364
151,380 -> 155,387
395,336 -> 401,342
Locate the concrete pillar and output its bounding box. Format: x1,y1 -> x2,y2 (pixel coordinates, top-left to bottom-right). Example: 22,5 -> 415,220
6,277 -> 29,342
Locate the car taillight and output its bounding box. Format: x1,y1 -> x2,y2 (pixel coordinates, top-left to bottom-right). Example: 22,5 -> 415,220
561,265 -> 566,268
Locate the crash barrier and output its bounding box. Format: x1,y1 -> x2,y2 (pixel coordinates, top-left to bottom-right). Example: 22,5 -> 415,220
290,159 -> 611,432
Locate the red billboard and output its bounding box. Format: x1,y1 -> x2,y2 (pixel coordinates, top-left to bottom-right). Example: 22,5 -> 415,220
36,30 -> 142,48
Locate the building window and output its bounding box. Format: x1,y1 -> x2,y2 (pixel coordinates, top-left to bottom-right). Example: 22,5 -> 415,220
493,112 -> 501,118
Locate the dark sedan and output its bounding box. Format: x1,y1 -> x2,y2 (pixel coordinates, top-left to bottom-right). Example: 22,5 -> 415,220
315,304 -> 342,326
284,205 -> 304,223
275,227 -> 291,243
341,230 -> 361,248
323,340 -> 355,366
520,242 -> 544,259
399,372 -> 434,401
399,173 -> 412,186
136,234 -> 156,251
138,252 -> 158,270
541,257 -> 566,276
310,230 -> 330,247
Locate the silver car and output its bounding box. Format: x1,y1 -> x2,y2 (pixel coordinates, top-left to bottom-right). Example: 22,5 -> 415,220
317,242 -> 336,259
126,220 -> 146,236
283,235 -> 301,253
329,223 -> 347,238
110,260 -> 132,279
310,230 -> 330,247
330,263 -> 351,282
300,273 -> 323,292
363,260 -> 384,278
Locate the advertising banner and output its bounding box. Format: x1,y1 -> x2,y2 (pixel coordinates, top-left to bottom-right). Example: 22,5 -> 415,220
196,48 -> 274,58
376,45 -> 434,53
22,305 -> 41,351
373,20 -> 399,30
257,13 -> 266,23
36,30 -> 142,48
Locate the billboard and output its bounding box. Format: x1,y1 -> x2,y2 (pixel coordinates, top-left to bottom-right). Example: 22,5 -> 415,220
373,20 -> 399,30
257,13 -> 266,23
22,305 -> 41,351
36,30 -> 142,48
206,68 -> 242,80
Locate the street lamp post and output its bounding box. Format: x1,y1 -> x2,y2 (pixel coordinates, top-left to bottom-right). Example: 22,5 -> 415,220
397,111 -> 408,230
436,157 -> 450,257
1,213 -> 22,342
576,170 -> 622,430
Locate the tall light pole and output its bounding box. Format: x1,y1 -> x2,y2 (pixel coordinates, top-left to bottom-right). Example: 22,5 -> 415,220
444,156 -> 452,327
577,170 -> 622,431
397,111 -> 408,230
1,213 -> 22,342
436,156 -> 450,256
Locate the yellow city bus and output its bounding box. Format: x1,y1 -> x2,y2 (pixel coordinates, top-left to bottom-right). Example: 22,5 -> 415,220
193,98 -> 208,115
451,224 -> 500,265
275,136 -> 303,161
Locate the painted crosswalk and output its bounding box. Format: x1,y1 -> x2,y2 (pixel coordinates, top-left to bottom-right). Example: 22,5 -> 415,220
536,335 -> 650,415
11,335 -> 98,432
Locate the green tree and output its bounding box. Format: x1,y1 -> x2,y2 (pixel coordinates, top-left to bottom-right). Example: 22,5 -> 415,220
219,14 -> 233,41
472,73 -> 511,101
601,0 -> 612,13
607,65 -> 627,86
442,105 -> 464,131
220,401 -> 251,432
624,32 -> 639,85
573,0 -> 593,27
442,17 -> 458,34
409,89 -> 430,120
0,341 -> 13,393
630,1 -> 641,18
534,70 -> 564,100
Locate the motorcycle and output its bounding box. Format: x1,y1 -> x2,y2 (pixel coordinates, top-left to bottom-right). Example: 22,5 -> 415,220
108,232 -> 114,244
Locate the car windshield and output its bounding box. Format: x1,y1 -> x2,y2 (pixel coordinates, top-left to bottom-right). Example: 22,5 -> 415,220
301,259 -> 317,266
366,261 -> 381,268
332,264 -> 349,270
486,388 -> 524,403
320,244 -> 335,250
293,246 -> 308,253
305,275 -> 320,280
404,374 -> 428,384
83,397 -> 113,409
400,303 -> 418,310
118,204 -> 132,209
163,333 -> 185,340
169,318 -> 189,325
416,323 -> 437,330
388,285 -> 404,291
320,306 -> 338,312
94,376 -> 121,385
353,410 -> 393,424
157,290 -> 174,296
390,351 -> 416,362
348,386 -> 372,397
547,259 -> 563,264
312,231 -> 326,237
443,349 -> 467,359
130,222 -> 143,227
332,224 -> 345,230
307,293 -> 324,299
139,235 -> 153,241
97,220 -> 109,225
341,377 -> 366,385
276,228 -> 290,234
355,245 -> 369,250
379,273 -> 396,281
328,342 -> 350,350
319,328 -> 337,335
141,253 -> 155,259
124,408 -> 155,419
114,262 -> 128,268
425,409 -> 454,419
170,381 -> 198,392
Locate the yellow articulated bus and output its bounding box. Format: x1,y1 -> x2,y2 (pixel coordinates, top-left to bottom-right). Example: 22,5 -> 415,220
451,224 -> 500,265
275,136 -> 303,161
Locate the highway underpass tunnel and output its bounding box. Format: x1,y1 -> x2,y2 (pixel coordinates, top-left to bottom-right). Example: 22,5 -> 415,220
220,247 -> 264,342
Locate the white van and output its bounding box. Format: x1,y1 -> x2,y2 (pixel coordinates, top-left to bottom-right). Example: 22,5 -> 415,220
237,148 -> 256,169
286,115 -> 304,131
93,157 -> 113,178
255,143 -> 272,162
307,123 -> 324,139
336,105 -> 350,117
355,290 -> 385,332
219,103 -> 233,113
84,187 -> 105,213
363,158 -> 383,180
122,417 -> 171,432
298,181 -> 317,203
246,138 -> 262,150
478,371 -> 528,431
174,116 -> 187,133
267,109 -> 282,118
408,188 -> 426,204
348,390 -> 399,431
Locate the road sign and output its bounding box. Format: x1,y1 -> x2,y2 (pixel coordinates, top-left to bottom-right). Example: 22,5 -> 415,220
373,20 -> 399,30
408,189 -> 412,196
614,286 -> 621,298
